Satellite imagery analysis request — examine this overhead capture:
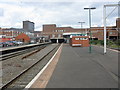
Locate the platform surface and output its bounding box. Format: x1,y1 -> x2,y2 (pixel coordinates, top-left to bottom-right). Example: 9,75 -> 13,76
46,44 -> 118,88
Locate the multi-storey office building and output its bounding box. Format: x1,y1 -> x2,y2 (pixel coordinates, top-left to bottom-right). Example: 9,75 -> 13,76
23,20 -> 34,32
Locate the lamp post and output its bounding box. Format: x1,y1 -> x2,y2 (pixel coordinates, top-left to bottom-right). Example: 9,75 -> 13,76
78,22 -> 85,28
84,7 -> 96,53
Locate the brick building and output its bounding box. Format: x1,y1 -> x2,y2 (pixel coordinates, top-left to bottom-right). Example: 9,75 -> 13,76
0,28 -> 34,41
70,36 -> 89,47
15,33 -> 30,43
41,24 -> 87,43
117,18 -> 120,28
89,26 -> 118,40
41,18 -> 120,43
0,20 -> 40,43
42,24 -> 86,38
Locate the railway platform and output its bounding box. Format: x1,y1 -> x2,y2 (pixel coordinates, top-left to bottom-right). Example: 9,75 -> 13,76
26,44 -> 118,88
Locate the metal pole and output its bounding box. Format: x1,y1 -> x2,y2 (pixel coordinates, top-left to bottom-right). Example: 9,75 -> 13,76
118,1 -> 120,18
103,3 -> 119,54
103,6 -> 107,54
78,22 -> 85,28
81,23 -> 82,28
12,30 -> 13,37
89,9 -> 92,53
84,7 -> 96,53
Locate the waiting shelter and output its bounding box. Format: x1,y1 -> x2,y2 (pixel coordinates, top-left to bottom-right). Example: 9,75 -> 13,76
63,33 -> 89,47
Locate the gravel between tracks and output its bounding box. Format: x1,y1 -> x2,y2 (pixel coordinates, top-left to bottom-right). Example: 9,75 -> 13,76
1,44 -> 58,86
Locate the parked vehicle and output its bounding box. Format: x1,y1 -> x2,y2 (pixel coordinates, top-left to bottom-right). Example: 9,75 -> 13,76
7,41 -> 19,46
17,41 -> 23,45
0,41 -> 24,48
0,42 -> 9,47
0,42 -> 3,47
5,41 -> 14,46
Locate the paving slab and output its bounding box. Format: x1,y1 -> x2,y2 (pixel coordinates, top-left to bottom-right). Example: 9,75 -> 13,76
46,44 -> 118,88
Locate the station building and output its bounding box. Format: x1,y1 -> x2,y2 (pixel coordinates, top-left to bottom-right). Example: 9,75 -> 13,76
41,18 -> 120,44
68,33 -> 89,47
41,24 -> 87,43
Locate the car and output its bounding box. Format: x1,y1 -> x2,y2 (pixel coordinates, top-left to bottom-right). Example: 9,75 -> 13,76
17,41 -> 23,45
8,41 -> 19,46
0,42 -> 9,47
0,42 -> 3,47
12,41 -> 20,46
5,41 -> 14,46
30,40 -> 36,44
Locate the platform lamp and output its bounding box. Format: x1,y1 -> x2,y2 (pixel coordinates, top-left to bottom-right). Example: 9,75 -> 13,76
84,7 -> 96,53
78,22 -> 85,28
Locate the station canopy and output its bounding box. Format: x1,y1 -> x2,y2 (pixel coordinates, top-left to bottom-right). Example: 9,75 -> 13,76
63,32 -> 87,37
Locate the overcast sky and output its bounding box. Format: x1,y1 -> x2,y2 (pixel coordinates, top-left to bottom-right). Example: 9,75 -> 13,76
0,0 -> 119,31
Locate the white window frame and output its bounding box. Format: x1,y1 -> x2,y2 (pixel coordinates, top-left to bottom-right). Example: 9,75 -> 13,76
75,38 -> 79,40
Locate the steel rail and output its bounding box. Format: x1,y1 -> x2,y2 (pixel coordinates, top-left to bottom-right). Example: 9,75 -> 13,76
0,45 -> 47,61
1,44 -> 60,90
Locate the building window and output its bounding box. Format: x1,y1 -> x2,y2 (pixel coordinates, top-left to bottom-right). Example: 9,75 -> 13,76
83,38 -> 88,40
75,38 -> 88,40
110,32 -> 113,34
55,30 -> 58,32
58,34 -> 61,38
80,38 -> 83,40
55,30 -> 64,32
75,38 -> 79,40
52,34 -> 55,38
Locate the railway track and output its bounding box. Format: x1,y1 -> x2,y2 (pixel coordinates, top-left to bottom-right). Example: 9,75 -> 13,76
0,44 -> 47,61
1,44 -> 60,90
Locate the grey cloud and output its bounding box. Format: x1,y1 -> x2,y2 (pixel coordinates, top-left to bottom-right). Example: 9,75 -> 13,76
0,8 -> 4,16
0,1 -> 119,30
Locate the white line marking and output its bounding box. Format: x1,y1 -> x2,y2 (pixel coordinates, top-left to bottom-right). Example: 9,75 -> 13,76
24,44 -> 63,89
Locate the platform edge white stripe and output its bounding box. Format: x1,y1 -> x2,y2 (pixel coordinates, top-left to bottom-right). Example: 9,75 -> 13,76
24,44 -> 63,89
